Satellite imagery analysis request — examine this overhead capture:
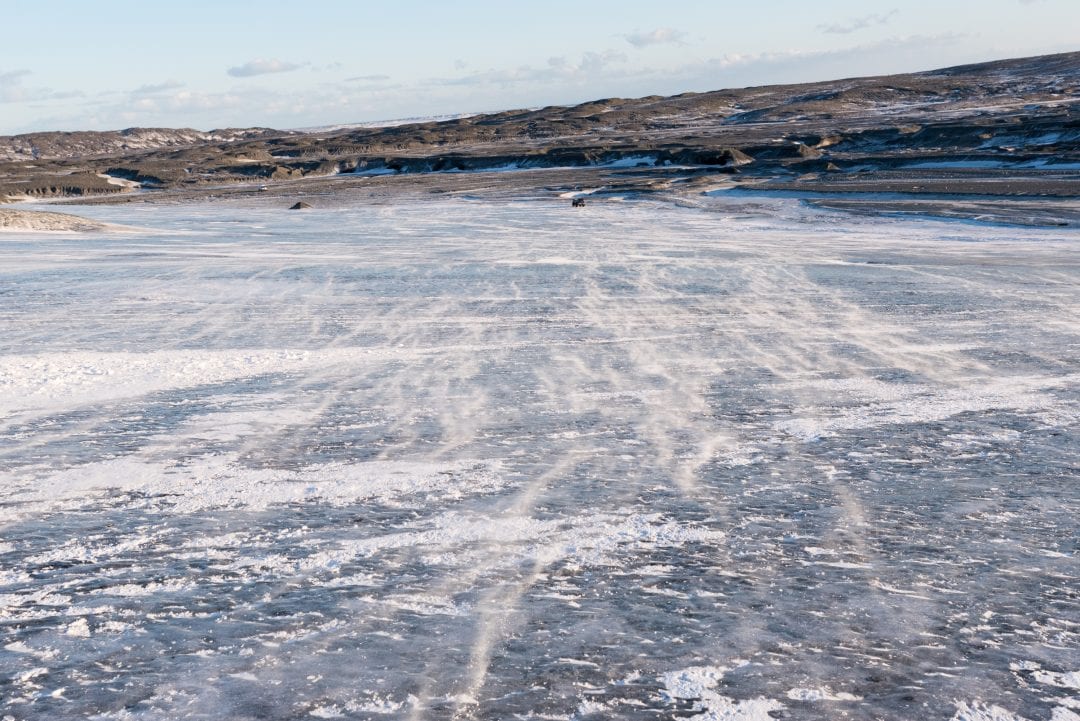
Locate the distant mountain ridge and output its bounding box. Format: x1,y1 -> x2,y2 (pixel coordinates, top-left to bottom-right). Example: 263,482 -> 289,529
1,50 -> 1077,202
0,127 -> 284,162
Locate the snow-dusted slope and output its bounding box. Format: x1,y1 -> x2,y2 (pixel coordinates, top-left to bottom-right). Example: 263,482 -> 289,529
0,126 -> 281,162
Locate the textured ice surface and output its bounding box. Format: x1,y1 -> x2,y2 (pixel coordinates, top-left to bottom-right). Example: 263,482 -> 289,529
1,196 -> 1078,720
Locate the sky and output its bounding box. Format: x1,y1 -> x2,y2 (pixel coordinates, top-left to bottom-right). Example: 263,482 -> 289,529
1,0 -> 1077,135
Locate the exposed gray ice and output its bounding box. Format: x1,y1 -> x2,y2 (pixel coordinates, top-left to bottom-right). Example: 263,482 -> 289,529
0,197 -> 1077,720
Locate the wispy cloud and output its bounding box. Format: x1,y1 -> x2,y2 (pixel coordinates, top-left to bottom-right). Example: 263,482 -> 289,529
0,69 -> 31,85
624,28 -> 686,48
670,33 -> 968,86
345,74 -> 391,82
819,10 -> 898,35
227,59 -> 303,78
1,69 -> 33,104
132,80 -> 185,96
432,50 -> 629,89
1,69 -> 82,105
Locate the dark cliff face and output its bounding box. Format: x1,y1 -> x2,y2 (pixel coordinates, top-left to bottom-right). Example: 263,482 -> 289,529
1,50 -> 1077,202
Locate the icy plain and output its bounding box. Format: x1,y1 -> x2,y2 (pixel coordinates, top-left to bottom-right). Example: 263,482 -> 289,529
0,197 -> 1077,720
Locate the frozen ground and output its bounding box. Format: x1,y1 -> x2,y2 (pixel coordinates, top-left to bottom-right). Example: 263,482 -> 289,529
0,197 -> 1077,720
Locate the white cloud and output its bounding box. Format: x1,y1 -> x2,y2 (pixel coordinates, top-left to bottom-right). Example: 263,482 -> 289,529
131,80 -> 186,96
227,59 -> 303,78
162,90 -> 245,112
0,70 -> 31,103
660,33 -> 972,89
0,69 -> 82,106
0,69 -> 31,84
624,28 -> 686,48
819,10 -> 898,34
580,50 -> 627,73
345,74 -> 391,82
432,50 -> 629,88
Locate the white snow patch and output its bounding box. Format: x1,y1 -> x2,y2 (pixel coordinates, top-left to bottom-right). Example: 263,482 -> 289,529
327,511 -> 726,571
3,454 -> 504,517
601,155 -> 657,168
952,701 -> 1031,721
660,665 -> 730,701
90,580 -> 194,598
371,593 -> 470,617
1034,670 -> 1080,690
786,687 -> 861,701
63,617 -> 91,637
96,172 -> 141,189
4,643 -> 58,660
774,375 -> 1077,442
660,663 -> 783,721
14,666 -> 49,684
574,698 -> 611,717
0,589 -> 72,623
558,188 -> 600,198
1010,661 -> 1042,672
342,695 -> 407,714
0,349 -> 315,417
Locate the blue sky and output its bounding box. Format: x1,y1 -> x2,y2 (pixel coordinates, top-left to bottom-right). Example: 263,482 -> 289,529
1,0 -> 1076,134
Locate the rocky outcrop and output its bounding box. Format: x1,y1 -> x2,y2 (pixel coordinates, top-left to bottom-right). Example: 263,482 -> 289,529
0,172 -> 127,201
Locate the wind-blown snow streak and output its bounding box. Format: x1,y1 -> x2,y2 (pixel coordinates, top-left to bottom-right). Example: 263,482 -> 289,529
0,197 -> 1077,720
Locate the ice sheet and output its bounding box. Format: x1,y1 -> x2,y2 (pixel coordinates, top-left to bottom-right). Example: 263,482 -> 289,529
0,196 -> 1077,720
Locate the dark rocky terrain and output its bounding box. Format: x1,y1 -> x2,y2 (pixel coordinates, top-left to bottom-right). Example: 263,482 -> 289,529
0,127 -> 281,162
1,51 -> 1077,222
